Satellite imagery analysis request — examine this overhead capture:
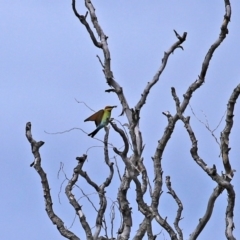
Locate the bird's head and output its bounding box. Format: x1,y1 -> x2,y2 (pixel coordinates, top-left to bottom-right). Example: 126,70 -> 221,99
104,106 -> 117,111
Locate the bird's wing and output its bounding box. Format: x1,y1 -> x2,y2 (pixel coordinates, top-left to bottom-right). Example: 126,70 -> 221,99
84,110 -> 104,126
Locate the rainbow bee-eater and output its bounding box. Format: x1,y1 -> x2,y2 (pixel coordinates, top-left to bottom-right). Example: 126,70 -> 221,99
84,106 -> 117,137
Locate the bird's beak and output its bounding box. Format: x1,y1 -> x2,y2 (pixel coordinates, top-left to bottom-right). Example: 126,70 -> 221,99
111,106 -> 117,109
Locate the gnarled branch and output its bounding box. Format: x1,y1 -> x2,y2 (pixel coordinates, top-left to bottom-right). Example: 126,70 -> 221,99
25,122 -> 80,240
220,83 -> 240,178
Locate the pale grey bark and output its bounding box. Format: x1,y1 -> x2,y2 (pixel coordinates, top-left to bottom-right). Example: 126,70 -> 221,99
26,122 -> 80,240
26,0 -> 237,239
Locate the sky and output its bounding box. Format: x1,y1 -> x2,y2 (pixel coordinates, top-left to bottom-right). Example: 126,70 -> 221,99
0,1 -> 239,239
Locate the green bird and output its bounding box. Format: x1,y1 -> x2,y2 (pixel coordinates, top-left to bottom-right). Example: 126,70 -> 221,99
84,106 -> 117,137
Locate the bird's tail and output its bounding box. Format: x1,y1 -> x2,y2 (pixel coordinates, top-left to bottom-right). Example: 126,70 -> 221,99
88,128 -> 100,138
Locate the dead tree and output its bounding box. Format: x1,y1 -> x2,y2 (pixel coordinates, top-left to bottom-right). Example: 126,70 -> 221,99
26,0 -> 238,239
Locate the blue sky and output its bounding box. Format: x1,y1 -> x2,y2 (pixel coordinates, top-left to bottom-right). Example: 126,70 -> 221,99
0,1 -> 239,239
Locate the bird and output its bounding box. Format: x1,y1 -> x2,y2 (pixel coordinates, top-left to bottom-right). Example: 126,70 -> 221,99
84,106 -> 117,137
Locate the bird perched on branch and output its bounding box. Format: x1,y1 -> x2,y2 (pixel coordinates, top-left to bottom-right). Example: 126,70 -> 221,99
84,106 -> 117,137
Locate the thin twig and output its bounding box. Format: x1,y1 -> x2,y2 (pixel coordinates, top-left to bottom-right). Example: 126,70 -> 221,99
79,188 -> 98,212
74,99 -> 96,112
44,127 -> 87,135
114,156 -> 122,181
189,104 -> 226,146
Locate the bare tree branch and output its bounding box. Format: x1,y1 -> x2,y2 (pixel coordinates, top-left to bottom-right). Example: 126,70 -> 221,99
154,213 -> 178,240
26,1 -> 236,239
25,122 -> 80,240
73,0 -> 132,125
117,170 -> 132,240
138,158 -> 148,195
102,127 -> 114,189
179,0 -> 231,115
135,30 -> 187,112
220,83 -> 240,178
171,87 -> 236,240
72,0 -> 101,48
109,121 -> 129,157
132,176 -> 151,218
180,114 -> 236,240
133,218 -> 148,239
220,83 -> 240,239
72,0 -> 144,157
189,185 -> 224,240
92,128 -> 115,240
146,217 -> 155,240
109,202 -> 117,239
148,1 -> 232,236
165,176 -> 183,240
65,155 -> 93,239
151,112 -> 178,239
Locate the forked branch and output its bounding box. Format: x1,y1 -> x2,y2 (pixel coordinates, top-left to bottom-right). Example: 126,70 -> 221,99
72,0 -> 132,124
25,122 -> 80,240
135,30 -> 187,112
179,114 -> 236,240
149,2 -> 232,236
179,0 -> 231,114
170,88 -> 236,240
